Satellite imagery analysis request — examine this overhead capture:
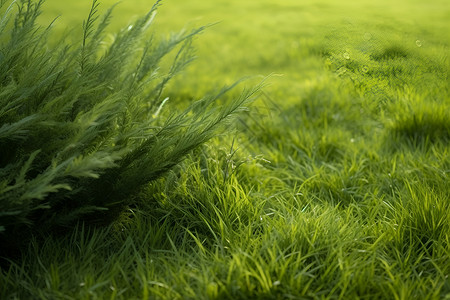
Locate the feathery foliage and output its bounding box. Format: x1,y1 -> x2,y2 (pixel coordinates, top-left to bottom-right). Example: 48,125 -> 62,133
0,0 -> 257,248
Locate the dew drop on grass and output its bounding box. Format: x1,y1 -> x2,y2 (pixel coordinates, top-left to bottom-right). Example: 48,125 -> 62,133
416,40 -> 422,47
362,66 -> 369,73
337,67 -> 347,75
343,52 -> 350,59
364,32 -> 372,41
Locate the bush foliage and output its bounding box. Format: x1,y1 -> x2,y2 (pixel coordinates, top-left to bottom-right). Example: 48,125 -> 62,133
0,0 -> 256,245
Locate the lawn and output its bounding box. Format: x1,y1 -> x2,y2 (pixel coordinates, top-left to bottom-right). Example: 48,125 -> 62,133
1,0 -> 449,299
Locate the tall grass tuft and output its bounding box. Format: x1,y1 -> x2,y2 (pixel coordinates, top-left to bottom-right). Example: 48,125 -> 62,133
0,0 -> 258,253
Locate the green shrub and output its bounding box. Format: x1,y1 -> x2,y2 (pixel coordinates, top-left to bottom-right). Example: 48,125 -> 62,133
0,0 -> 257,249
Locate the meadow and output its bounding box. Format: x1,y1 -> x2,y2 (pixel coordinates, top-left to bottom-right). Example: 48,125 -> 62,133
1,0 -> 449,299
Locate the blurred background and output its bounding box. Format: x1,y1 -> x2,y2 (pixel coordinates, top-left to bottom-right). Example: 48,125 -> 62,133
37,0 -> 449,103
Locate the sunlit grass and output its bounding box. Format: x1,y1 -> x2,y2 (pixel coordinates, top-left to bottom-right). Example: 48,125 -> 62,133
1,0 -> 449,299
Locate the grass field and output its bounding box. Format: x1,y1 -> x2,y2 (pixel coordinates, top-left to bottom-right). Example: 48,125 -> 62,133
1,0 -> 449,299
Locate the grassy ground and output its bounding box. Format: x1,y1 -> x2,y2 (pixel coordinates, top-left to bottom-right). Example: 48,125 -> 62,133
1,0 -> 449,299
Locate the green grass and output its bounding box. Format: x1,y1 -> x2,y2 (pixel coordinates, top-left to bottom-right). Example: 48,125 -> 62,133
1,0 -> 449,299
